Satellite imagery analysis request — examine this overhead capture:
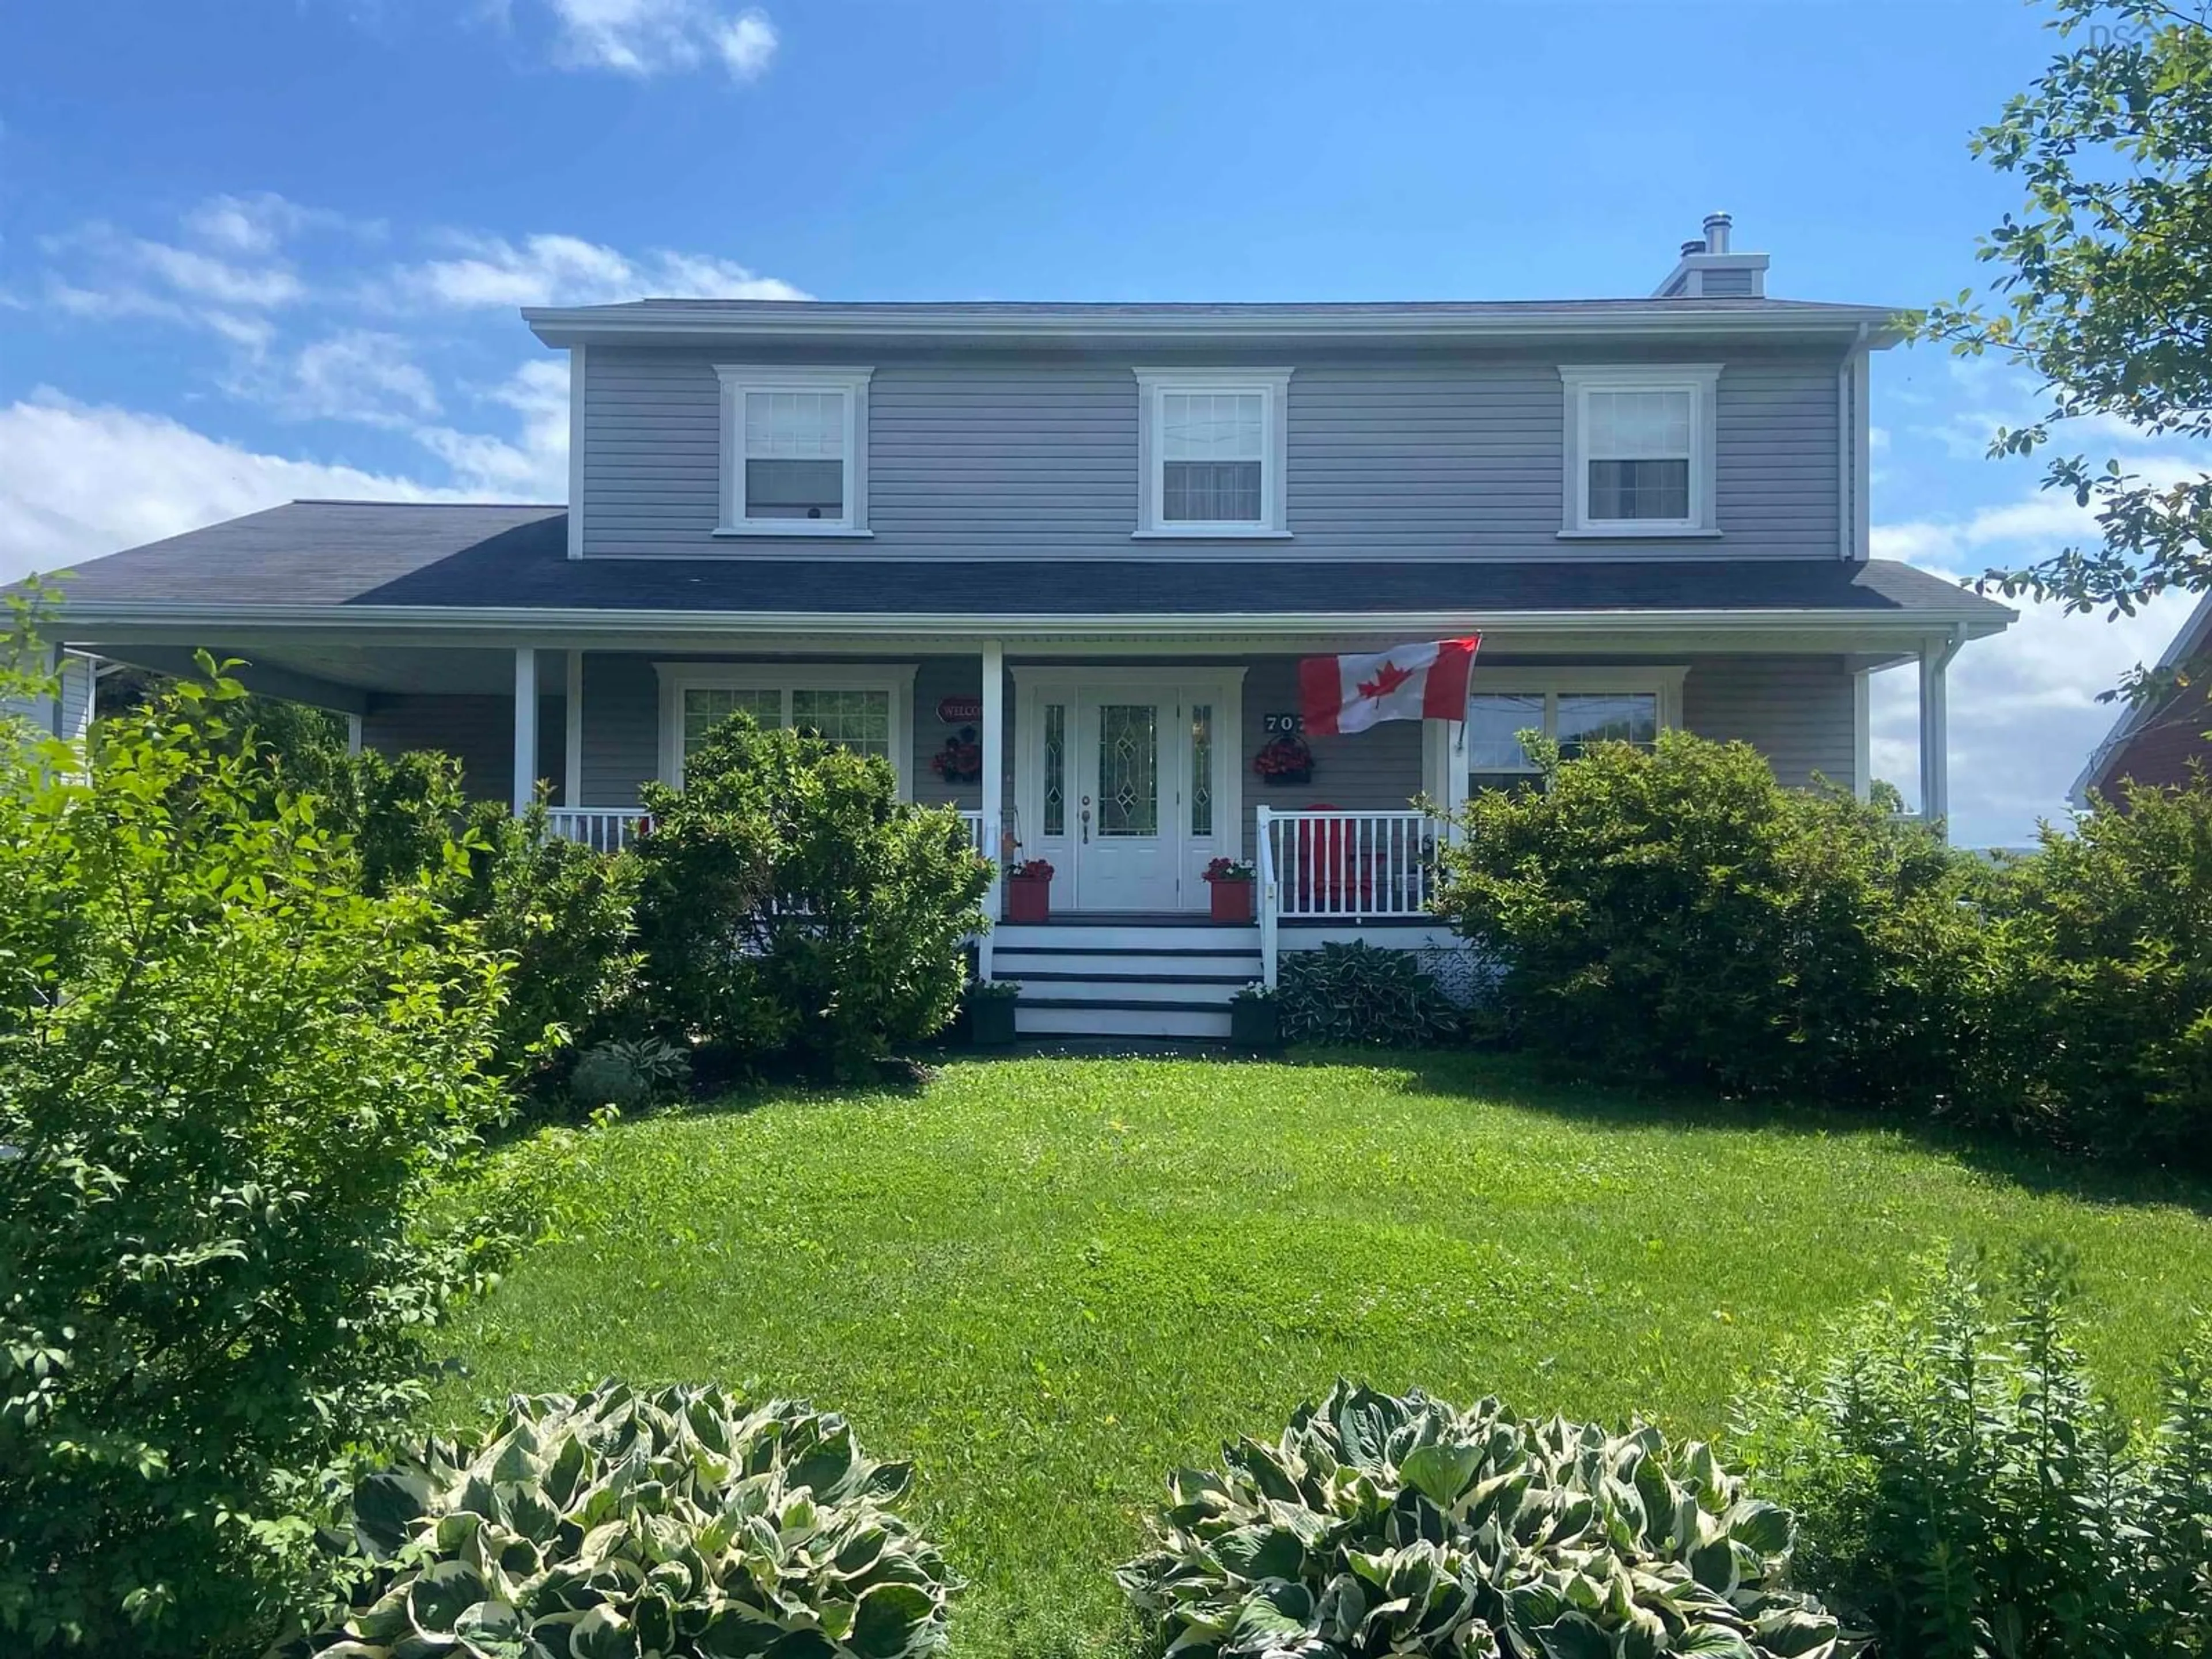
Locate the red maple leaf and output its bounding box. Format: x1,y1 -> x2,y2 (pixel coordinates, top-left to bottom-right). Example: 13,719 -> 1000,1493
1356,659 -> 1415,701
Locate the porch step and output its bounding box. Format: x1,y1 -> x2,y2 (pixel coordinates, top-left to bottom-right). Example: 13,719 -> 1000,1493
1002,974 -> 1246,1006
995,921 -> 1259,953
1016,1000 -> 1233,1040
992,917 -> 1258,1039
995,949 -> 1257,980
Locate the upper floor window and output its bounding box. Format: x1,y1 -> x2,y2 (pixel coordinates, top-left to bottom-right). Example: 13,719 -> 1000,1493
1133,368 -> 1292,537
1558,365 -> 1719,537
714,365 -> 873,536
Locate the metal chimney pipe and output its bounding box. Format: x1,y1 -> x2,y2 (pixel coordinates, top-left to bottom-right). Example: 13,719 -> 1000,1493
1702,211 -> 1732,255
1680,239 -> 1706,258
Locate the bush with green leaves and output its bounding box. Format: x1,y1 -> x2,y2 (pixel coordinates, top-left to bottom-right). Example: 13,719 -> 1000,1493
1277,941 -> 1462,1048
1977,778 -> 2212,1165
1433,730 -> 1991,1111
449,801 -> 644,1084
631,713 -> 991,1077
0,649 -> 514,1656
1732,1247 -> 2212,1658
290,1380 -> 952,1659
569,1035 -> 693,1111
1117,1381 -> 1844,1659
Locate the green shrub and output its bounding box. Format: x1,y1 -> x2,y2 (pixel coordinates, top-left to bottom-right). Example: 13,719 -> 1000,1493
1979,779 -> 2212,1165
1732,1247 -> 2212,1658
1433,730 -> 1991,1109
448,801 -> 643,1084
1118,1380 -> 1843,1659
569,1035 -> 692,1111
0,656 -> 514,1656
631,713 -> 991,1077
289,1380 -> 952,1659
1277,941 -> 1461,1047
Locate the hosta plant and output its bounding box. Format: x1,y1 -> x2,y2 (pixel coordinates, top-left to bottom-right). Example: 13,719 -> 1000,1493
291,1380 -> 952,1659
1117,1381 -> 1847,1659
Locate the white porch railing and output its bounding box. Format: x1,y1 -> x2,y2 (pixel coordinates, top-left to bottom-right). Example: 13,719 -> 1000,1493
1256,807 -> 1444,986
546,806 -> 647,854
958,809 -> 989,855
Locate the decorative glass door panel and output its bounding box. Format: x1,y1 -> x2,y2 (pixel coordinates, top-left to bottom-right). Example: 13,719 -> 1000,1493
1096,705 -> 1159,836
1075,695 -> 1179,910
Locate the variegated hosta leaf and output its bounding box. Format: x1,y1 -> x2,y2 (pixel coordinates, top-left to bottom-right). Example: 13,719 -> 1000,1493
287,1381 -> 953,1659
1119,1381 -> 1859,1659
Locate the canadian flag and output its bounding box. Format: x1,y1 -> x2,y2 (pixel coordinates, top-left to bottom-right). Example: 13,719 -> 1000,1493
1298,637 -> 1480,736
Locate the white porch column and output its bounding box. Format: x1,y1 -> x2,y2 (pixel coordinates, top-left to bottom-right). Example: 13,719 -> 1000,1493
979,639 -> 1005,980
512,646 -> 539,815
565,649 -> 585,807
345,713 -> 363,757
1918,629 -> 1963,841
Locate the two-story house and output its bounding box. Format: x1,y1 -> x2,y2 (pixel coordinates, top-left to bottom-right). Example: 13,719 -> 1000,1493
36,214 -> 2014,1037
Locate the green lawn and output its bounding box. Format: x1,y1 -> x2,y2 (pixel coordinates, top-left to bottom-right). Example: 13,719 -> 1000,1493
436,1054 -> 2212,1659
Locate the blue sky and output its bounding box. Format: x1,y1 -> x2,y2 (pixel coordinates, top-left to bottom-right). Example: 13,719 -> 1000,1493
1,0 -> 2196,845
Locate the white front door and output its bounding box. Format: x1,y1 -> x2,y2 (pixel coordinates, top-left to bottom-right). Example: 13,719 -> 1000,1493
1075,692 -> 1180,910
1013,668 -> 1243,915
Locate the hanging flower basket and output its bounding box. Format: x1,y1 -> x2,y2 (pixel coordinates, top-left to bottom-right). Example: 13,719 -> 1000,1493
930,725 -> 983,787
1253,733 -> 1314,788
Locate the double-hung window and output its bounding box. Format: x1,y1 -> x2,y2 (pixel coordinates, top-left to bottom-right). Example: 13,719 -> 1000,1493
714,366 -> 873,535
1559,365 -> 1719,536
1134,369 -> 1291,536
1464,673 -> 1682,796
656,664 -> 915,794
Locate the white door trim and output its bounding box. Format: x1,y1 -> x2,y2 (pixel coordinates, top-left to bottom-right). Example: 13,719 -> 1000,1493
1012,665 -> 1246,912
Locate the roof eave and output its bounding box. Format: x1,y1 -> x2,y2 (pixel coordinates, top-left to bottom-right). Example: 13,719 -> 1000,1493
522,303 -> 1907,351
50,599 -> 2014,639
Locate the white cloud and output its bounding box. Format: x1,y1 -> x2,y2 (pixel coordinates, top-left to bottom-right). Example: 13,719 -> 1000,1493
543,0 -> 778,79
1867,467 -> 2210,844
385,231 -> 807,308
0,392 -> 478,585
280,331 -> 445,425
408,360 -> 572,497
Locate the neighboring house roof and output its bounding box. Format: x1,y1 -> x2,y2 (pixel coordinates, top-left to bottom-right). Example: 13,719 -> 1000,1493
2071,588 -> 2212,805
39,499 -> 2012,635
522,296 -> 1903,349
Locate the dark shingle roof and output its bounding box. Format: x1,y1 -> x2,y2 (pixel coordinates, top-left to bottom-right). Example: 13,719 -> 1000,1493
41,499 -> 2011,625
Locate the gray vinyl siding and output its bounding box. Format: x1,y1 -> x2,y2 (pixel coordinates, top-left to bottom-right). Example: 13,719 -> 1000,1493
579,654 -> 659,807
579,344 -> 1842,563
57,656 -> 94,740
1682,655 -> 1858,790
362,694 -> 540,804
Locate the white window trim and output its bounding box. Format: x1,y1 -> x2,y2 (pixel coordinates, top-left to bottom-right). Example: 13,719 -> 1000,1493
713,365 -> 874,538
1132,368 -> 1293,539
654,661 -> 918,797
1558,365 -> 1721,539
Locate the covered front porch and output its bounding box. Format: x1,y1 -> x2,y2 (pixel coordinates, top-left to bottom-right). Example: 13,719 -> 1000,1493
65,623 -> 1967,994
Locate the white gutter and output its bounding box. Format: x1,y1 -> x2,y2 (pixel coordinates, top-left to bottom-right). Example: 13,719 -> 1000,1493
524,302 -> 1906,349
51,600 -> 2014,639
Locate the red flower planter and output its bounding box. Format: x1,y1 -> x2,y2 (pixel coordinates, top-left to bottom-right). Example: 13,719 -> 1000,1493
1208,879 -> 1255,923
1007,870 -> 1052,923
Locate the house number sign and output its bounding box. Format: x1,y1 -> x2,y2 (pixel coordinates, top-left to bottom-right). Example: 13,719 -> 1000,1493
1263,713 -> 1306,734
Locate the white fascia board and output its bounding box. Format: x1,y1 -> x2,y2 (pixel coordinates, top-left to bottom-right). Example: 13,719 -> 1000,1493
523,303 -> 1904,350
51,600 -> 2016,641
